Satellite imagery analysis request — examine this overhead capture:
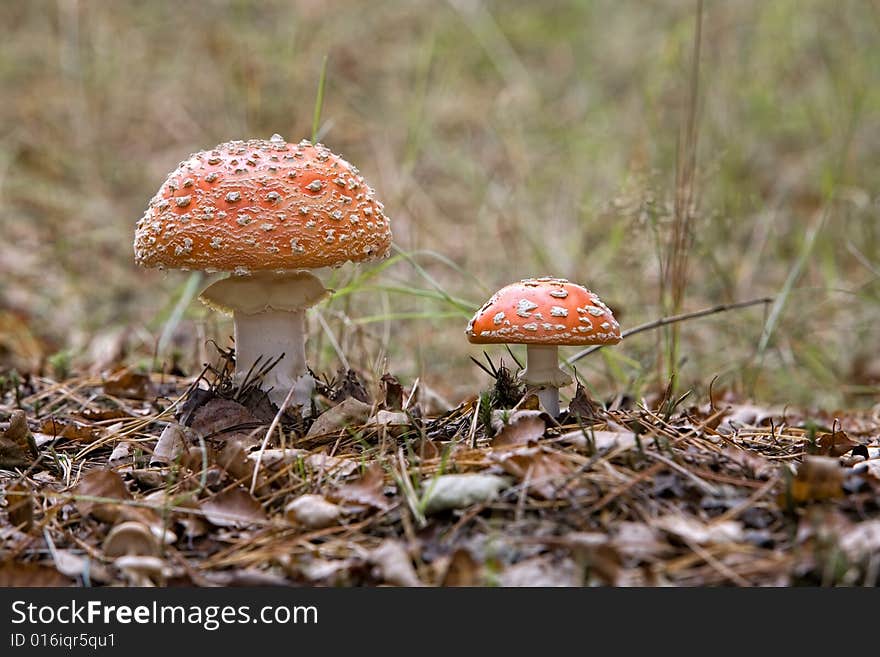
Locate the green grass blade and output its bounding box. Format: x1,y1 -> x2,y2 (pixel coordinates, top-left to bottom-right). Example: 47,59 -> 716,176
311,55 -> 329,143
757,210 -> 826,356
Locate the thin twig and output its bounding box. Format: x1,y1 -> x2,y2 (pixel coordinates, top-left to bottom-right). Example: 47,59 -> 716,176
249,382 -> 301,494
709,473 -> 780,526
644,449 -> 719,496
566,296 -> 773,366
468,395 -> 481,449
682,537 -> 752,587
582,462 -> 665,516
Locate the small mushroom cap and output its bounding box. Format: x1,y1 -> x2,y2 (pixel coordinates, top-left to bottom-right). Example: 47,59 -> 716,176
134,135 -> 392,272
466,277 -> 621,346
103,521 -> 160,558
199,270 -> 330,315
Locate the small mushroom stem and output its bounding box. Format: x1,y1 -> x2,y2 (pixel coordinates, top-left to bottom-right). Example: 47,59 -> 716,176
521,344 -> 573,417
233,308 -> 312,408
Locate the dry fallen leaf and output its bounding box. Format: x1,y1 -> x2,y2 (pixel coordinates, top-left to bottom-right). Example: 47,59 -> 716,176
177,513 -> 210,541
108,440 -> 132,465
248,448 -> 359,477
370,540 -> 422,586
87,327 -> 128,375
0,562 -> 73,587
328,368 -> 370,404
567,383 -> 598,420
73,469 -> 131,522
613,522 -> 667,561
6,480 -> 33,531
51,550 -> 110,583
491,409 -> 547,447
420,473 -> 509,513
198,568 -> 291,587
151,422 -> 187,465
492,446 -> 573,499
329,463 -> 389,511
75,408 -> 132,422
380,373 -> 404,411
815,430 -> 859,458
200,486 -> 267,528
306,397 -> 373,438
39,417 -> 100,442
216,439 -> 268,494
654,515 -> 744,546
129,469 -> 167,489
285,494 -> 342,529
102,369 -> 154,400
412,437 -> 442,461
0,436 -> 31,469
291,557 -> 355,585
190,398 -> 260,438
559,428 -> 637,453
4,410 -> 36,456
837,520 -> 880,562
499,555 -> 581,587
440,548 -> 482,587
371,410 -> 411,437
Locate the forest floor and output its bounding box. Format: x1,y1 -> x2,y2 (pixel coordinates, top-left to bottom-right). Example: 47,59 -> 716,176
2,353 -> 879,588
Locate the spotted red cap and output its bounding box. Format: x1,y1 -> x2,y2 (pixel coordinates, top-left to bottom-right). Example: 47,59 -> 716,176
134,135 -> 392,272
466,277 -> 621,345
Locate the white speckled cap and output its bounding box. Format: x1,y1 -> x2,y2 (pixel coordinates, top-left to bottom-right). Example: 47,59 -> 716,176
134,135 -> 392,273
466,277 -> 621,345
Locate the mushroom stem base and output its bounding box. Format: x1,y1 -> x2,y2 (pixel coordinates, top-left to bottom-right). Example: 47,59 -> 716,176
233,308 -> 312,412
520,344 -> 572,417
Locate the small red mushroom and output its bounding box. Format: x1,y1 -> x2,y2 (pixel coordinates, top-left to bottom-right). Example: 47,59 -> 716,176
466,277 -> 621,416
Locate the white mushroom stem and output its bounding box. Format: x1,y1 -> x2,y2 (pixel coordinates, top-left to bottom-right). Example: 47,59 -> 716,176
520,345 -> 572,417
199,271 -> 330,414
233,308 -> 312,409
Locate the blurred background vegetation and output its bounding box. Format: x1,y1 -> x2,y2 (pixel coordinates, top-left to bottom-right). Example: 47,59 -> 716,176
1,0 -> 878,409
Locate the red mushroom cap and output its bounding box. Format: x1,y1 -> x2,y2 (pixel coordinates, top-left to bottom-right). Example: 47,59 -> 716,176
134,135 -> 392,272
466,277 -> 621,346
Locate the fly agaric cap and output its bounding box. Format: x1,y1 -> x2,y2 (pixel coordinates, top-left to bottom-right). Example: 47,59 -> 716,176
134,135 -> 392,272
466,277 -> 621,346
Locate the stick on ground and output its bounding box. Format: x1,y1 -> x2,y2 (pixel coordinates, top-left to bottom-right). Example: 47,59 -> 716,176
565,296 -> 773,366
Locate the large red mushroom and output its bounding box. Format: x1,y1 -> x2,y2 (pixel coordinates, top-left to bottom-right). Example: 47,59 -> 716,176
135,135 -> 392,412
